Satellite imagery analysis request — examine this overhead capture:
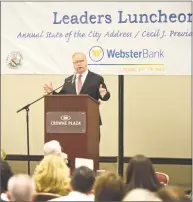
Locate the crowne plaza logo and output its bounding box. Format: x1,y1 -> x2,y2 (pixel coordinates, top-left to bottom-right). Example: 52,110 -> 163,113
60,115 -> 71,121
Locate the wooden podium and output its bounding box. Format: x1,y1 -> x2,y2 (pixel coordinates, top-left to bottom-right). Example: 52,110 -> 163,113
44,94 -> 100,171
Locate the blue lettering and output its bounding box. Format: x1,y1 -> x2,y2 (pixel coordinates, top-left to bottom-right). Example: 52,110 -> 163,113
105,15 -> 112,24
178,13 -> 186,23
117,11 -> 127,23
53,10 -> 192,24
106,49 -> 142,58
89,15 -> 97,24
53,12 -> 62,24
107,49 -> 116,58
142,49 -> 149,58
157,9 -> 167,23
169,14 -> 177,23
53,11 -> 112,24
149,14 -> 157,23
71,15 -> 78,24
134,52 -> 141,58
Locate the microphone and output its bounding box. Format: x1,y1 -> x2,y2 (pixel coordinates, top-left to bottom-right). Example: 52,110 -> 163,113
17,72 -> 78,113
71,72 -> 76,84
45,72 -> 77,96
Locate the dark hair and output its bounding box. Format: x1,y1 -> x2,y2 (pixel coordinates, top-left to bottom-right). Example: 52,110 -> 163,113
94,172 -> 126,201
0,158 -> 13,192
71,166 -> 95,193
125,154 -> 161,192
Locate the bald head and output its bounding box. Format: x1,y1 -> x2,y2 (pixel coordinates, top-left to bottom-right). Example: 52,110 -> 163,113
72,52 -> 87,74
7,174 -> 35,201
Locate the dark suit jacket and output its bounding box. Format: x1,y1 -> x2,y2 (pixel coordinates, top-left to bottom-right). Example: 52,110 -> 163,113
54,70 -> 110,125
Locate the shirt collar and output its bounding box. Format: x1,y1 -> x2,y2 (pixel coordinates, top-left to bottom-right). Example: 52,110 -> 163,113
76,69 -> 88,78
68,191 -> 88,197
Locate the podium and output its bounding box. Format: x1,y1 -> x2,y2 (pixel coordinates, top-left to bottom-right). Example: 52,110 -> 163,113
44,94 -> 100,171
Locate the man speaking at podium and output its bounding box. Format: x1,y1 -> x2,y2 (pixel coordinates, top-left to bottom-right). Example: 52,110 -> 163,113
43,52 -> 110,139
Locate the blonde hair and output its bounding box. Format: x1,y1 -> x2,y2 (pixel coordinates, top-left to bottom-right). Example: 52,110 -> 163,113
32,154 -> 70,196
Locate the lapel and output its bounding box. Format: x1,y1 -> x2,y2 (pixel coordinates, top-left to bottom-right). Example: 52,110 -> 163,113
80,70 -> 92,94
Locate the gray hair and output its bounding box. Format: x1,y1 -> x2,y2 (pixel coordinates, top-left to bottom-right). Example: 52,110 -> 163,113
43,140 -> 62,156
7,174 -> 35,201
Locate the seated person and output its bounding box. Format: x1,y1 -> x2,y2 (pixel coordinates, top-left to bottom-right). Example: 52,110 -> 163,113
50,166 -> 95,201
7,174 -> 35,201
44,140 -> 68,164
0,158 -> 13,201
32,154 -> 70,196
94,172 -> 126,201
125,154 -> 162,192
157,185 -> 191,201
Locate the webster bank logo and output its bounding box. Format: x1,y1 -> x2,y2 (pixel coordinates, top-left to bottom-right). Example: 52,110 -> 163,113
88,45 -> 165,67
89,46 -> 104,62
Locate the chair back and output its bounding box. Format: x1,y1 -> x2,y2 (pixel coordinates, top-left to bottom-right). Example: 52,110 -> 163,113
156,172 -> 169,185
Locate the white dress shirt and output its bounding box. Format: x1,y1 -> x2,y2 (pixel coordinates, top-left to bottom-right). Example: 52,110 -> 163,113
49,191 -> 94,201
75,69 -> 88,94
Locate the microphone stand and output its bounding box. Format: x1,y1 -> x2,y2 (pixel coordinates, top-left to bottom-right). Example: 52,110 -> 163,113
16,84 -> 64,175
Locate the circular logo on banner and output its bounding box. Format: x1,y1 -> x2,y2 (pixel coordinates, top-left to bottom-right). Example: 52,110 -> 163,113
6,51 -> 23,69
89,46 -> 104,62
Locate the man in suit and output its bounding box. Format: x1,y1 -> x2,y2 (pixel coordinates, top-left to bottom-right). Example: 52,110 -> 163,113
43,52 -> 110,139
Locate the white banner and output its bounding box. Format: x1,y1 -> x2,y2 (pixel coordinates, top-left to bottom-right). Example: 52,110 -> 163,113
1,2 -> 191,75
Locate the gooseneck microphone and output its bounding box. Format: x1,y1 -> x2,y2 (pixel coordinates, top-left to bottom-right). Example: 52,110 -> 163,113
71,72 -> 76,84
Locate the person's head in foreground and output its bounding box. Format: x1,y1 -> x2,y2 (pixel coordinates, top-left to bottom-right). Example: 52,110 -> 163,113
0,158 -> 13,194
43,140 -> 62,156
7,174 -> 35,201
70,166 -> 95,194
157,185 -> 191,201
125,154 -> 161,192
123,188 -> 162,201
32,154 -> 70,196
44,140 -> 68,162
0,159 -> 13,201
94,171 -> 126,201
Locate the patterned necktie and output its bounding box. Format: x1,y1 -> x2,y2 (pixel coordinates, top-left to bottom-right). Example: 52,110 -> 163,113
77,74 -> 82,94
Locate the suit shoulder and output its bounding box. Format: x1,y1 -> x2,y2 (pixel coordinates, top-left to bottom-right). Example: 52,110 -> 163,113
89,71 -> 103,79
64,74 -> 73,82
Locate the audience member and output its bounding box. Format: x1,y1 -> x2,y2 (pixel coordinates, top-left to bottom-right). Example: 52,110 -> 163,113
125,154 -> 162,192
44,140 -> 62,156
157,185 -> 191,201
44,140 -> 68,163
50,166 -> 95,201
7,174 -> 35,201
32,154 -> 70,196
94,171 -> 126,201
0,158 -> 13,201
